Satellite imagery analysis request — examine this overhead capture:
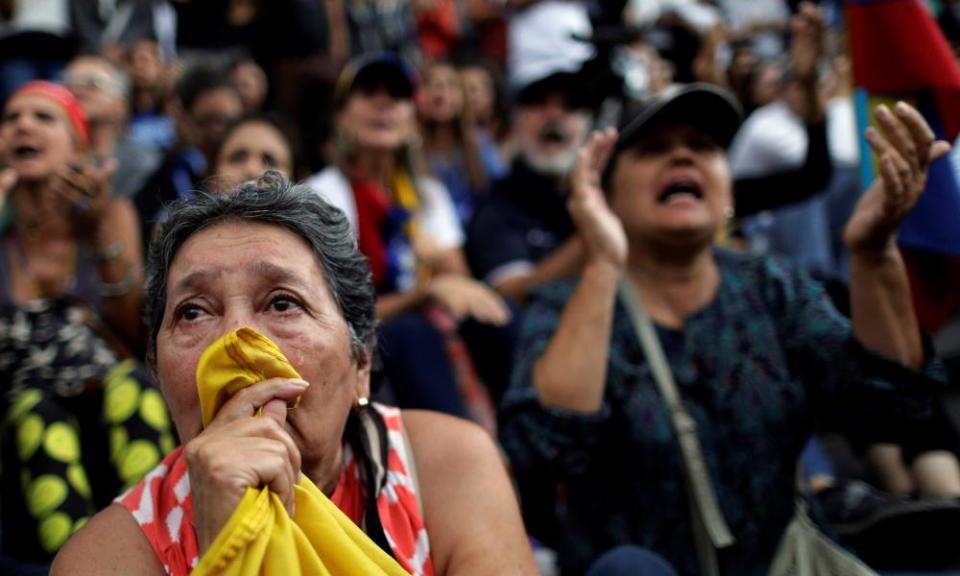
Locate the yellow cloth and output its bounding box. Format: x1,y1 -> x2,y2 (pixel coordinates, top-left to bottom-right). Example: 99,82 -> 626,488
192,327 -> 410,576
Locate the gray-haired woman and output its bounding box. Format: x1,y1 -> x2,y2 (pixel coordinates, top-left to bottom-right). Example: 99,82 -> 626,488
52,173 -> 537,575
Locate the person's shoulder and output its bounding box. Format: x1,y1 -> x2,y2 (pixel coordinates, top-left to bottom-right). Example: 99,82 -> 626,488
398,409 -> 539,574
51,503 -> 164,576
304,165 -> 347,193
400,410 -> 501,482
414,174 -> 452,203
401,409 -> 494,457
469,182 -> 525,228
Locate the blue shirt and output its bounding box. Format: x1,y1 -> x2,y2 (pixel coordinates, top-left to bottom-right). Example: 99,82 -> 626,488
500,249 -> 945,575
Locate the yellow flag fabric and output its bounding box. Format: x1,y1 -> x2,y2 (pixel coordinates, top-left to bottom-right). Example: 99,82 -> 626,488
192,327 -> 410,576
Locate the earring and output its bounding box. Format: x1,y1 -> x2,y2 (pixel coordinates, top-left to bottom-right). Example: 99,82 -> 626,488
355,396 -> 370,410
723,206 -> 735,221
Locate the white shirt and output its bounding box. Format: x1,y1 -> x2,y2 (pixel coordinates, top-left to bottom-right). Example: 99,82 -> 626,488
5,0 -> 70,35
729,98 -> 860,178
507,0 -> 594,91
304,166 -> 464,251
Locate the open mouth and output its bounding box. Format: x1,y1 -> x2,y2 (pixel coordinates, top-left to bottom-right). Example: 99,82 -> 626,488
658,180 -> 704,204
539,124 -> 568,145
12,145 -> 42,160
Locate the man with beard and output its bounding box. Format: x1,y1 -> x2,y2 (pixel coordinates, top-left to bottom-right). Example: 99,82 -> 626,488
466,70 -> 592,303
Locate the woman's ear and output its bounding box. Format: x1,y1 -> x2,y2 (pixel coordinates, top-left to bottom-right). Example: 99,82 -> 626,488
354,349 -> 372,401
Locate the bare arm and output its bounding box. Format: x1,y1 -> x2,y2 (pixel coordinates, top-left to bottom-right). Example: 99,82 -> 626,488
533,260 -> 620,412
531,130 -> 624,414
56,160 -> 144,350
91,198 -> 145,351
403,410 -> 538,575
51,504 -> 164,576
844,102 -> 951,368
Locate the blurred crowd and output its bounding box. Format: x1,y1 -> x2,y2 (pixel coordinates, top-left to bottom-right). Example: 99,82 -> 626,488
2,0 -> 960,575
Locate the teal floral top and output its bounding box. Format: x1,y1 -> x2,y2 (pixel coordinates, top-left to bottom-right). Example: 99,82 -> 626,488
500,249 -> 945,576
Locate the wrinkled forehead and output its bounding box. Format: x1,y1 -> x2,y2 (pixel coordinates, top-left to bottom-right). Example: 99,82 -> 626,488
169,220 -> 315,277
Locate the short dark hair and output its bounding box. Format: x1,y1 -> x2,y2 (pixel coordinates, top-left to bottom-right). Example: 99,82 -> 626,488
212,112 -> 302,179
144,171 -> 377,366
175,63 -> 240,111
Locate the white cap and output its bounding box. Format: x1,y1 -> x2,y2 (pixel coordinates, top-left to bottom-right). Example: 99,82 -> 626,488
507,1 -> 595,92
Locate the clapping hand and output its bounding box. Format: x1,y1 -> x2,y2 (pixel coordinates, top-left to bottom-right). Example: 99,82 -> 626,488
568,128 -> 627,270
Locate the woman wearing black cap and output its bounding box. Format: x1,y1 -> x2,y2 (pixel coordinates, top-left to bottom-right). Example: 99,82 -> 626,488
499,82 -> 955,575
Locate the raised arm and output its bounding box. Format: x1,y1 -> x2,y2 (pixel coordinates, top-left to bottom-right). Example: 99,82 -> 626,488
57,159 -> 145,351
844,102 -> 951,368
734,2 -> 831,217
531,129 -> 624,414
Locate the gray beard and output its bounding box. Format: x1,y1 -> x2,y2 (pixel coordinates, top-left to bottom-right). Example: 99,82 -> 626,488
519,146 -> 578,178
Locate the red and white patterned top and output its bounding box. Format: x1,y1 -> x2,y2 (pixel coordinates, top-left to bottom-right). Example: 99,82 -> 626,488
116,404 -> 433,576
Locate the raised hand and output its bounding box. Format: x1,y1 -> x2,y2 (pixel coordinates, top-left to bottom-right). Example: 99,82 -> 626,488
51,157 -> 117,241
184,377 -> 308,553
844,102 -> 951,254
791,2 -> 824,84
568,128 -> 627,270
426,274 -> 511,326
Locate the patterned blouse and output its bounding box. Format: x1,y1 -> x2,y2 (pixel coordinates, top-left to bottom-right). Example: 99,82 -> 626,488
500,249 -> 944,576
117,403 -> 433,576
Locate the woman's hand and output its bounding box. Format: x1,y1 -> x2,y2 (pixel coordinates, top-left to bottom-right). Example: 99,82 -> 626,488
51,158 -> 116,241
790,2 -> 824,84
184,377 -> 308,554
568,128 -> 627,271
426,274 -> 511,326
844,102 -> 951,255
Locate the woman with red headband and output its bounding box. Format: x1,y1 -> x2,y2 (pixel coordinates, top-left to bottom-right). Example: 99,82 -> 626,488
0,81 -> 173,565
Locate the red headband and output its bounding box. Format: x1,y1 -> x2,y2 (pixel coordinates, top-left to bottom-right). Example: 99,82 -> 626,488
10,81 -> 90,148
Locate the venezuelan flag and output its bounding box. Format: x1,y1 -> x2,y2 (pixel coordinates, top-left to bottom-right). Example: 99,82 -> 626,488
846,0 -> 960,331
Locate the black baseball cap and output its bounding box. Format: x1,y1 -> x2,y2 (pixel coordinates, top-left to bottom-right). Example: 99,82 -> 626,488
615,83 -> 743,153
514,71 -> 590,110
334,52 -> 418,109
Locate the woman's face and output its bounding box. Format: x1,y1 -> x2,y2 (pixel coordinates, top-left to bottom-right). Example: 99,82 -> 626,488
231,61 -> 267,114
1,94 -> 78,182
214,121 -> 293,189
129,41 -> 162,90
417,64 -> 464,124
461,67 -> 493,124
337,86 -> 416,152
156,221 -> 370,472
610,124 -> 732,248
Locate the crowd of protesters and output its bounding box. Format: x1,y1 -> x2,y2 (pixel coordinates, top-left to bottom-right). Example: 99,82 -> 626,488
2,0 -> 960,575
